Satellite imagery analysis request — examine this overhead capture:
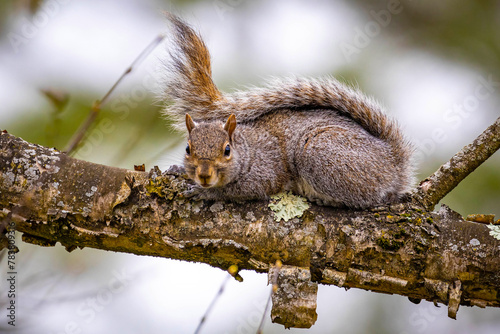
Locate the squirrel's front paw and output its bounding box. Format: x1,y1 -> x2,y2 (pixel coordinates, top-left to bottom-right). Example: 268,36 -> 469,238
180,184 -> 205,200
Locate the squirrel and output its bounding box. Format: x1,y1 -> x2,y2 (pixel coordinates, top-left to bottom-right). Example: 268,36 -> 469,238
161,14 -> 415,209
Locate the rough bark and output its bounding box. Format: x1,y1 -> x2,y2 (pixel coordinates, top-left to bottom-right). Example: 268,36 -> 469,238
1,131 -> 500,329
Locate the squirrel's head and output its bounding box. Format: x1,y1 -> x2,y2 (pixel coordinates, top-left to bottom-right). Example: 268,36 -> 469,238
184,113 -> 237,188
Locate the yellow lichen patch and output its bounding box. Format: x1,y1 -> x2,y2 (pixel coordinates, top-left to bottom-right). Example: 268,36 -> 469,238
466,214 -> 495,224
458,272 -> 475,281
268,192 -> 310,222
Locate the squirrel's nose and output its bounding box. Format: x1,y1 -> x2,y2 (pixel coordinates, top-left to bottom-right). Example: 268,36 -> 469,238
197,165 -> 215,187
198,173 -> 212,186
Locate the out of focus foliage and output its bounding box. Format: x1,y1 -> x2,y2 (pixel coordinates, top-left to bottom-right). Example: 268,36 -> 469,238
0,1 -> 499,334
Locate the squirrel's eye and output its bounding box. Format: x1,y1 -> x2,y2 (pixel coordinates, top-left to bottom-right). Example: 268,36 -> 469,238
224,144 -> 231,157
185,144 -> 190,155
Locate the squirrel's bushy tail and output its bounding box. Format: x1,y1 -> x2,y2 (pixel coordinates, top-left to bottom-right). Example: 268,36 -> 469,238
226,77 -> 415,167
162,14 -> 414,169
161,13 -> 223,125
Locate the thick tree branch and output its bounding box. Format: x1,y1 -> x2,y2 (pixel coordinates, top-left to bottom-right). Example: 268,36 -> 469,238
1,130 -> 500,328
414,116 -> 500,210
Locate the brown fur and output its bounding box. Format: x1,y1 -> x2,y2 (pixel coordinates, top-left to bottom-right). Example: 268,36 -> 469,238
162,14 -> 415,208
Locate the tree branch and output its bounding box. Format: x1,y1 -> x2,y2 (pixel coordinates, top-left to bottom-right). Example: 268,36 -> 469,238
1,130 -> 500,328
414,116 -> 500,210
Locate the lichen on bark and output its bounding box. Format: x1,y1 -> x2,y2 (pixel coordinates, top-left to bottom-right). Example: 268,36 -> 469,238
1,128 -> 500,329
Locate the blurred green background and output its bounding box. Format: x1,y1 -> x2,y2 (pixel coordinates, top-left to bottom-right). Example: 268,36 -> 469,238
0,0 -> 499,333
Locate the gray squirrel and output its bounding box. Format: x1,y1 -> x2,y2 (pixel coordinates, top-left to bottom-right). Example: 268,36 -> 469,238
161,14 -> 415,209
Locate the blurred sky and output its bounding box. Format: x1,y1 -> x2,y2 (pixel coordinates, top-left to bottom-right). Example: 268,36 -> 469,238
0,0 -> 499,333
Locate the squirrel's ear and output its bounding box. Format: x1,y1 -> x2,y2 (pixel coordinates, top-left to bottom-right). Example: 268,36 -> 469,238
224,114 -> 237,139
186,114 -> 196,133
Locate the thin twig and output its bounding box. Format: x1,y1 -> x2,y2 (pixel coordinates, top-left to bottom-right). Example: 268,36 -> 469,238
256,260 -> 282,334
63,34 -> 165,154
415,116 -> 500,210
194,265 -> 239,334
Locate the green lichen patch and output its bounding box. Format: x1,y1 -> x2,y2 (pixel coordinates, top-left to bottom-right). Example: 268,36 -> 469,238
487,224 -> 500,240
146,178 -> 167,198
413,241 -> 426,254
145,174 -> 179,200
268,192 -> 310,222
376,236 -> 403,252
393,228 -> 408,239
